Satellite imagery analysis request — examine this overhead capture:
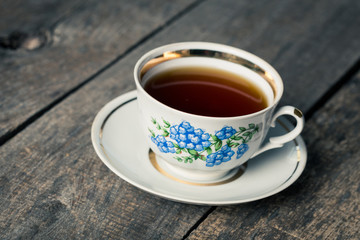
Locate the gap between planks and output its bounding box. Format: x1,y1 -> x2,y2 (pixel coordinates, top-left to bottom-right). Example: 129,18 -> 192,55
305,57 -> 360,120
0,0 -> 206,147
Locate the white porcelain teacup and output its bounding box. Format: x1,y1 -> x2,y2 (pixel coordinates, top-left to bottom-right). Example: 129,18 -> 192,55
134,42 -> 304,182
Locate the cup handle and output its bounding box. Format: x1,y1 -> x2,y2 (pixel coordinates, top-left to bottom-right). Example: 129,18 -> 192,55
251,106 -> 305,158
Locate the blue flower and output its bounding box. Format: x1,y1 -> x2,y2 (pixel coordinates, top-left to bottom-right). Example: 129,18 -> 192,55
180,121 -> 194,133
170,126 -> 178,134
205,144 -> 235,167
178,126 -> 186,134
215,130 -> 225,139
151,134 -> 176,154
186,143 -> 195,149
156,135 -> 166,143
223,156 -> 231,162
195,145 -> 203,151
207,153 -> 216,162
226,151 -> 235,157
215,126 -> 236,140
194,129 -> 204,136
201,133 -> 210,141
179,134 -> 187,141
215,153 -> 223,160
236,143 -> 249,159
181,121 -> 191,129
151,136 -> 158,145
168,121 -> 211,152
166,141 -> 174,148
190,136 -> 200,144
188,133 -> 195,139
202,141 -> 211,148
215,160 -> 222,165
221,145 -> 231,153
206,162 -> 214,167
179,141 -> 186,148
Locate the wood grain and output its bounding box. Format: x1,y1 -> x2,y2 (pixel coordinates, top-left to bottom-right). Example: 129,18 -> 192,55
134,0 -> 360,113
1,0 -> 360,239
187,72 -> 360,240
0,0 -> 196,142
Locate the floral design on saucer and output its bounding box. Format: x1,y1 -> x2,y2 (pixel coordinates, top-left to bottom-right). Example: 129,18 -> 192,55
148,118 -> 259,167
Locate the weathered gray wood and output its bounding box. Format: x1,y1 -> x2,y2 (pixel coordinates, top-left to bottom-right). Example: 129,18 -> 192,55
0,0 -> 195,141
137,0 -> 360,113
1,0 -> 360,239
0,0 -> 82,35
187,72 -> 360,240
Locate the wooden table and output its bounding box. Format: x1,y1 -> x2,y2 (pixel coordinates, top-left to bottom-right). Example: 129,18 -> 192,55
1,0 -> 359,239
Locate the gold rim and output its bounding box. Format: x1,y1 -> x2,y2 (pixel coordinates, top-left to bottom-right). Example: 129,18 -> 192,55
139,49 -> 277,97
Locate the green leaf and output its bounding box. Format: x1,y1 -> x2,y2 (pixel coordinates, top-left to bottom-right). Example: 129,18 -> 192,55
205,147 -> 212,155
156,123 -> 161,130
243,132 -> 251,137
211,134 -> 219,141
184,156 -> 193,163
175,157 -> 183,162
232,135 -> 242,141
173,143 -> 179,148
151,118 -> 157,124
249,123 -> 255,129
229,142 -> 240,147
200,155 -> 206,161
176,149 -> 182,154
215,141 -> 222,151
162,129 -> 169,137
239,127 -> 246,132
148,128 -> 155,138
188,149 -> 198,156
162,119 -> 171,128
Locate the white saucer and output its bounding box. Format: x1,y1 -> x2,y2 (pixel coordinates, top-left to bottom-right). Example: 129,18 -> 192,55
91,91 -> 307,205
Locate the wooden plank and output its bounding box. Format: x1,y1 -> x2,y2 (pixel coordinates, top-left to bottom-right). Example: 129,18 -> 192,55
0,0 -> 82,35
144,0 -> 360,113
0,0 -> 196,142
1,0 -> 360,239
187,72 -> 360,240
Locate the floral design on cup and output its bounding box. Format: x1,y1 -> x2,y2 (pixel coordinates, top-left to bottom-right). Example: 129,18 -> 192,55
149,118 -> 259,167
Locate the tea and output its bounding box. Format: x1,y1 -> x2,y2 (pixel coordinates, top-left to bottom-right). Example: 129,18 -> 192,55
143,66 -> 268,117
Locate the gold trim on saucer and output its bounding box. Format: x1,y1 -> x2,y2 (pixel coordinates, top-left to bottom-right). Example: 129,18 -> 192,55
99,98 -> 136,139
148,150 -> 247,186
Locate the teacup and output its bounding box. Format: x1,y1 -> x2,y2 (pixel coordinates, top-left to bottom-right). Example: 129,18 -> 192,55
134,42 -> 304,182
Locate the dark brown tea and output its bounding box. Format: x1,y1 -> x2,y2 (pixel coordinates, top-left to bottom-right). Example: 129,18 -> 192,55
143,66 -> 268,117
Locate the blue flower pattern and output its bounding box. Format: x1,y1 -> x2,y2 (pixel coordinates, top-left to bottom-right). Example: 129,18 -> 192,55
169,122 -> 211,152
206,145 -> 235,167
149,118 -> 259,167
237,143 -> 249,159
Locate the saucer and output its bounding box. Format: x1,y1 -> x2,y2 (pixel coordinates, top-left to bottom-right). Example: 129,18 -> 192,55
91,91 -> 307,205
